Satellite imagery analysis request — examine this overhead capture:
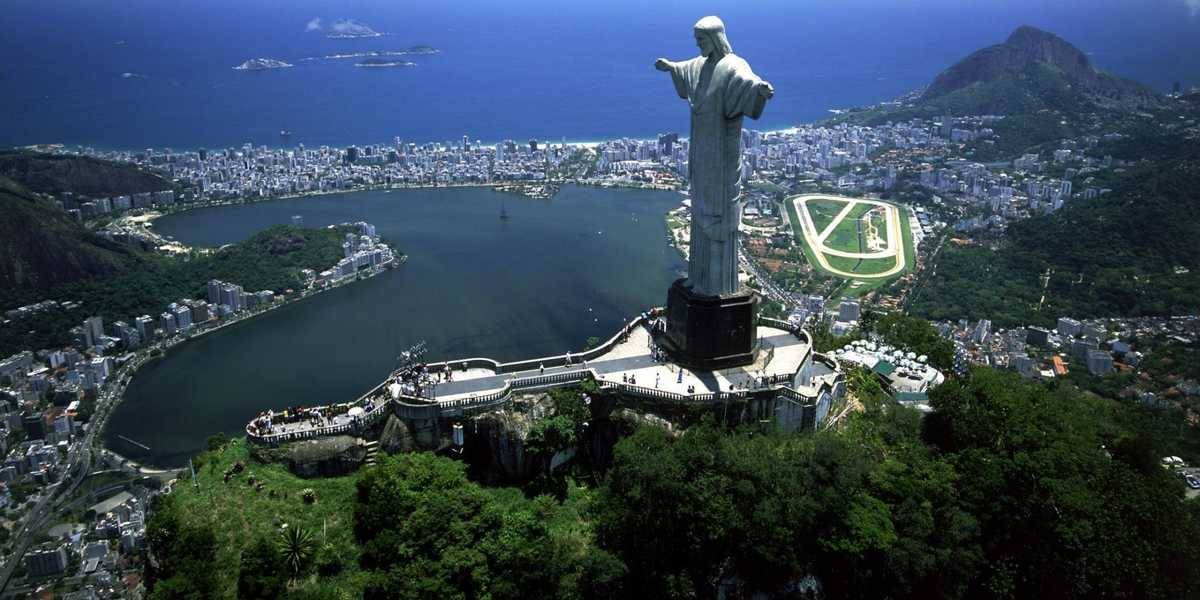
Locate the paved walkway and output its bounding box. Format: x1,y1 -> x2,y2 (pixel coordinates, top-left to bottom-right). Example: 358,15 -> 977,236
424,328 -> 810,403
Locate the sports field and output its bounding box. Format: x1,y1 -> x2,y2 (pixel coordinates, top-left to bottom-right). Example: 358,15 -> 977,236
788,194 -> 915,286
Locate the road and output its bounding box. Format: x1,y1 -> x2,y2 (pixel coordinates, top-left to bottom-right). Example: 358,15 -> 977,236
738,244 -> 798,310
0,339 -> 162,593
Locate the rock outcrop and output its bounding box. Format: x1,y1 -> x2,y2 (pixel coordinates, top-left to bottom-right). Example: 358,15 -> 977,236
251,435 -> 367,478
470,393 -> 554,481
378,415 -> 417,454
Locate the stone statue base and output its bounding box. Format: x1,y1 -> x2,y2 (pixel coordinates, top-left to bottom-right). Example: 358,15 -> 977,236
661,278 -> 758,370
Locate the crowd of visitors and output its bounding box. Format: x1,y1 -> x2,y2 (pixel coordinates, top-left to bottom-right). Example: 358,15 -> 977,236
246,397 -> 380,439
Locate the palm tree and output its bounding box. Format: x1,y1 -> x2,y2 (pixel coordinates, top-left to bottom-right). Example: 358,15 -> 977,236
277,525 -> 316,583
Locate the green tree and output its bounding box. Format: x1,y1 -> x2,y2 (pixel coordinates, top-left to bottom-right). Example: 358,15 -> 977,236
593,423 -> 829,598
923,368 -> 1200,599
145,499 -> 219,599
277,525 -> 316,583
354,453 -> 596,600
874,312 -> 955,371
205,432 -> 230,453
237,537 -> 287,599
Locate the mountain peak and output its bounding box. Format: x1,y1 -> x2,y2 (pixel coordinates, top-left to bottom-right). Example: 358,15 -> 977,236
1005,25 -> 1060,46
1003,25 -> 1092,71
920,25 -> 1156,111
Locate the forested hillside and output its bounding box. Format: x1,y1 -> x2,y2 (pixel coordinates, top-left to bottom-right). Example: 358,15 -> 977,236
0,176 -> 140,297
146,365 -> 1200,600
0,225 -> 356,356
0,151 -> 171,197
911,145 -> 1200,327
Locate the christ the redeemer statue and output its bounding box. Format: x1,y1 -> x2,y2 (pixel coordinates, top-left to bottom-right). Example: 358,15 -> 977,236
655,15 -> 773,297
653,16 -> 773,370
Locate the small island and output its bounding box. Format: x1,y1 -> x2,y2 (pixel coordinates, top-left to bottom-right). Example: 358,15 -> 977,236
355,58 -> 416,68
233,58 -> 293,71
326,20 -> 381,39
304,47 -> 441,62
403,45 -> 441,55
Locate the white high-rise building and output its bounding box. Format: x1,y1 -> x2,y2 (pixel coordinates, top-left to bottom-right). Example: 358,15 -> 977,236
973,319 -> 992,344
173,305 -> 193,331
160,312 -> 177,336
135,315 -> 154,341
85,316 -> 104,348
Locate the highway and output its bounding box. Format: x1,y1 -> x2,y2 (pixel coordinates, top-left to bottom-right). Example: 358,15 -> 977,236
738,244 -> 799,310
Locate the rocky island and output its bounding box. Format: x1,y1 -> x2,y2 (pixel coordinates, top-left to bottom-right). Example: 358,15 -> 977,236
308,48 -> 434,61
326,19 -> 381,39
233,58 -> 293,71
355,58 -> 416,68
403,45 -> 440,55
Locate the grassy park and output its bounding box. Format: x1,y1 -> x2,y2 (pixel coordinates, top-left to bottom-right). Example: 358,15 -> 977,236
823,203 -> 876,253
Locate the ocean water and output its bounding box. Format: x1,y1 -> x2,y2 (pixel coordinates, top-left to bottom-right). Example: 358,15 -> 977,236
3,0 -> 1198,150
104,185 -> 684,466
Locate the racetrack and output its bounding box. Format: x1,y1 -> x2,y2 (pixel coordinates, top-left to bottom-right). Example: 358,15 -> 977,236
791,194 -> 908,279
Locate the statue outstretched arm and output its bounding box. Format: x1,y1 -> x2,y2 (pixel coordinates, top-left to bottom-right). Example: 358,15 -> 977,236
725,65 -> 773,119
654,57 -> 691,100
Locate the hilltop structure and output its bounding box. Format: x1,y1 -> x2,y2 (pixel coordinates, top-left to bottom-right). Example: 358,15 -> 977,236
244,17 -> 842,451
654,15 -> 775,370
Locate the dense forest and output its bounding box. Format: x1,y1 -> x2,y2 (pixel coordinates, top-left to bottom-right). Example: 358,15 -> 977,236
0,225 -> 358,356
144,360 -> 1200,599
0,152 -> 177,299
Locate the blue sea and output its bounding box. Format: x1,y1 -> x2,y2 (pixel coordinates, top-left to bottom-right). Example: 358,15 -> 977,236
2,0 -> 1199,150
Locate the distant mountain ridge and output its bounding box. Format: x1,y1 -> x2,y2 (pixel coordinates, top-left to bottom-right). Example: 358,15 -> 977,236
0,152 -> 175,304
0,176 -> 138,300
921,25 -> 1159,113
0,151 -> 171,198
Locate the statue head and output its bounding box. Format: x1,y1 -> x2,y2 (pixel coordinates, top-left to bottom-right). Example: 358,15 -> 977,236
693,16 -> 732,58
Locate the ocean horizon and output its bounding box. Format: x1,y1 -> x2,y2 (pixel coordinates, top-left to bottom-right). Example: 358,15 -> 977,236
3,0 -> 1199,152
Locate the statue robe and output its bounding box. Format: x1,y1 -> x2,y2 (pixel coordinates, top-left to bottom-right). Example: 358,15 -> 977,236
667,53 -> 768,296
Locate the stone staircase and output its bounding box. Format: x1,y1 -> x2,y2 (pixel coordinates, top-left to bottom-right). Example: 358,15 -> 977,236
362,440 -> 380,467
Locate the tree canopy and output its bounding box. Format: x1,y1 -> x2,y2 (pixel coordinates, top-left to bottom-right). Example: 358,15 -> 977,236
593,368 -> 1200,599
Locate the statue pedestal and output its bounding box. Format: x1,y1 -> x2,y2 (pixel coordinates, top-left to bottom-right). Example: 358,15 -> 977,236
661,278 -> 758,370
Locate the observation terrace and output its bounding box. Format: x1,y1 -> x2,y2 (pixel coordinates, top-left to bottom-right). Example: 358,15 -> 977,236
246,312 -> 844,445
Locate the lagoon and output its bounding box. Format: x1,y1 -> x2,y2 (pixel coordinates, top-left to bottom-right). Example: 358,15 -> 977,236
103,185 -> 683,466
